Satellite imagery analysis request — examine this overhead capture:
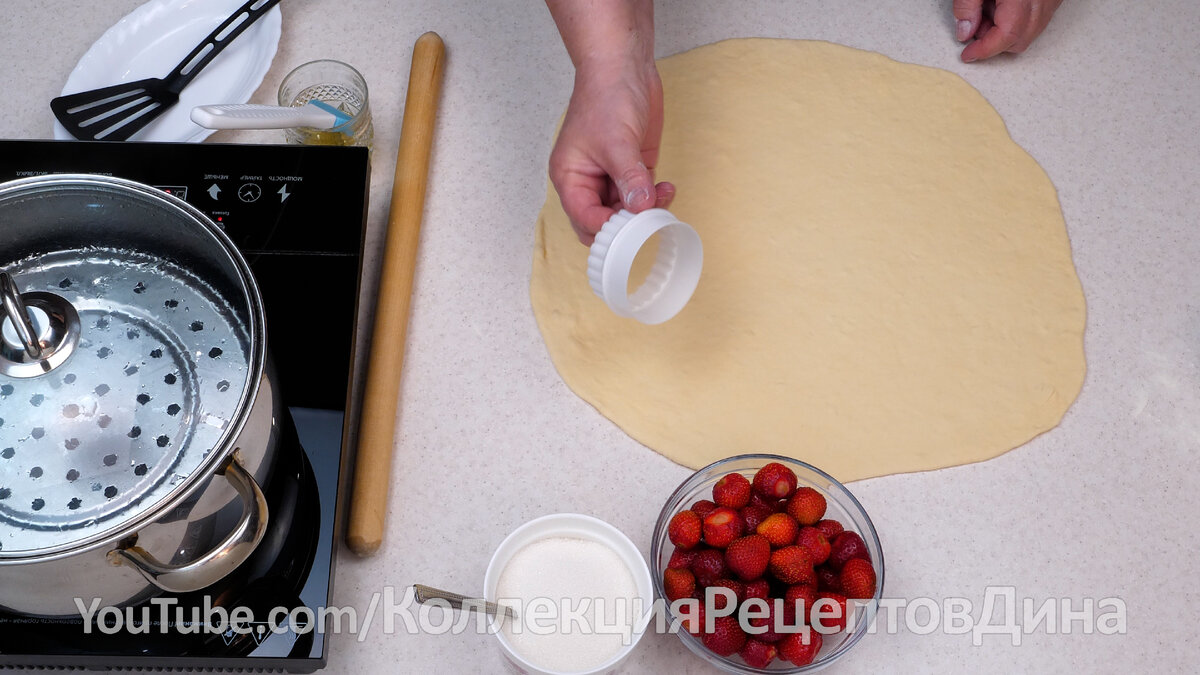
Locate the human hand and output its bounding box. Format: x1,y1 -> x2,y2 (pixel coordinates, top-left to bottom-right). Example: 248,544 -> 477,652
549,60 -> 675,245
954,0 -> 1065,63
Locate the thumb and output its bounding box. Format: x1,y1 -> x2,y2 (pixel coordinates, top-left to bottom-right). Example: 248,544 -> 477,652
602,146 -> 657,213
953,0 -> 984,41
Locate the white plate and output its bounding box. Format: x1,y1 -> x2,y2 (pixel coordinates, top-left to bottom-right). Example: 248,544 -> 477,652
54,0 -> 282,143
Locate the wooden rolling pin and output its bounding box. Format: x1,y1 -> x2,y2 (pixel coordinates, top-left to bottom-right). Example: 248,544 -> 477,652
347,31 -> 445,556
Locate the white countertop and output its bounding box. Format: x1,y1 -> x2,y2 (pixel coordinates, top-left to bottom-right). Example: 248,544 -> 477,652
2,1 -> 1197,673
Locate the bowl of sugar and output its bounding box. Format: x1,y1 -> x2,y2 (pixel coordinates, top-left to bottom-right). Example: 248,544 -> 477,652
484,513 -> 655,675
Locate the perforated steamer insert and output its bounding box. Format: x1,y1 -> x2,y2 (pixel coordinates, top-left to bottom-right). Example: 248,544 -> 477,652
0,248 -> 251,553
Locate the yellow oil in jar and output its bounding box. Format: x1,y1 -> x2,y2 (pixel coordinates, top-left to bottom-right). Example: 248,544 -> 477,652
284,95 -> 373,151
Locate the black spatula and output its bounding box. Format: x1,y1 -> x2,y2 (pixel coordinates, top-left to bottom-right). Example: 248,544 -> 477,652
51,0 -> 282,141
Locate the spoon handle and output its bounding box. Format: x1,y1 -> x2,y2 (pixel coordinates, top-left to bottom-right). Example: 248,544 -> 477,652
190,103 -> 344,130
412,584 -> 515,619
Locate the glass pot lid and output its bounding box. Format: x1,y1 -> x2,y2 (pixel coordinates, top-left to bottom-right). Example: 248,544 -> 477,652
0,176 -> 265,558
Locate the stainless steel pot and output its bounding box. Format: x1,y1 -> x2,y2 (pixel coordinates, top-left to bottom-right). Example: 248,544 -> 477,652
0,175 -> 279,616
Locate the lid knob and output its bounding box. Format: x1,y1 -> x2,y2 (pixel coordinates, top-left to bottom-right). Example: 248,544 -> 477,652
0,271 -> 82,378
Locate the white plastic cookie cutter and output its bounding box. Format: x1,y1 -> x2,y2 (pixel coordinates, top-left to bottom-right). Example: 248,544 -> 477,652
587,208 -> 703,325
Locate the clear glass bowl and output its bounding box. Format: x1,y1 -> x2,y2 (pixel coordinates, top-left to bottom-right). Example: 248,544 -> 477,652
650,454 -> 884,673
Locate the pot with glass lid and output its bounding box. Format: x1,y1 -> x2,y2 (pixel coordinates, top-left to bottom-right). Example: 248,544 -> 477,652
0,175 -> 279,617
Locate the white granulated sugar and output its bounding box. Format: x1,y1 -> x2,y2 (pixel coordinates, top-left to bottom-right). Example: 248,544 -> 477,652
496,536 -> 639,673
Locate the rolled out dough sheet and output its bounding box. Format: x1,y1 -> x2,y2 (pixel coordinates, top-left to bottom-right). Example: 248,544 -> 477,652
531,39 -> 1086,481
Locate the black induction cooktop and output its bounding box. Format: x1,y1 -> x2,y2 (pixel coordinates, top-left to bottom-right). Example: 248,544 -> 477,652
0,139 -> 369,672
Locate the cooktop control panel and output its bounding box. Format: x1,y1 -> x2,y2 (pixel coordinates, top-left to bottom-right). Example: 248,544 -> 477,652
0,139 -> 366,257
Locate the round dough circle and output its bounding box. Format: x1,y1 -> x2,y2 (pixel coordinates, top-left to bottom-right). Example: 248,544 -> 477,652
531,39 -> 1086,481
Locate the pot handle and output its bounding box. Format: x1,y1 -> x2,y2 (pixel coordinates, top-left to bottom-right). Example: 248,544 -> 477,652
106,452 -> 269,593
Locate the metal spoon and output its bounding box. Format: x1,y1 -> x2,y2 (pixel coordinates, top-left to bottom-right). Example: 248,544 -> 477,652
412,584 -> 517,620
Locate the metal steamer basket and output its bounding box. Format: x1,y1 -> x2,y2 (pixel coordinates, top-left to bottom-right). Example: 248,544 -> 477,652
0,175 -> 280,616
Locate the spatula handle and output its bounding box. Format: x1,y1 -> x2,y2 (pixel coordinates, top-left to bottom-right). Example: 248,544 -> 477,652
165,0 -> 283,94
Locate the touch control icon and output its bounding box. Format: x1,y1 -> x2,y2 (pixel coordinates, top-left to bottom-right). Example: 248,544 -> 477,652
238,183 -> 262,203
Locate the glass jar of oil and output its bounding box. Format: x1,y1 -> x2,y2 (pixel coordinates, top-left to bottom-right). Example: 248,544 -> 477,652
277,60 -> 374,151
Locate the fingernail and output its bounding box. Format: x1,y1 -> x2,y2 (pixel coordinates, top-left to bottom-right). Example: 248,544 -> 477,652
956,19 -> 972,42
625,186 -> 652,207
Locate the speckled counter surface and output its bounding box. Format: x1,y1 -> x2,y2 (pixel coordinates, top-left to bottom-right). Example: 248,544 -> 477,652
1,1 -> 1197,673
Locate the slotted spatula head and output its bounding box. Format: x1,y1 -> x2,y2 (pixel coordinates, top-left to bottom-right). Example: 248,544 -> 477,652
51,79 -> 181,141
50,0 -> 281,141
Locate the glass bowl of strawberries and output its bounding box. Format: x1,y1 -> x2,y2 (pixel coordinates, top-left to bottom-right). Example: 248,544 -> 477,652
651,454 -> 883,673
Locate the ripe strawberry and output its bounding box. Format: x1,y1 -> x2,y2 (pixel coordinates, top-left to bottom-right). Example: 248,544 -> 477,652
712,472 -> 752,509
779,629 -> 823,666
691,499 -> 718,518
839,558 -> 877,599
757,513 -> 800,548
668,510 -> 703,550
663,567 -> 696,602
709,578 -> 744,611
678,599 -> 707,635
739,638 -> 778,668
752,462 -> 798,500
795,527 -> 831,565
786,487 -> 827,526
702,507 -> 745,549
810,593 -> 850,633
725,534 -> 771,581
750,491 -> 786,513
815,518 -> 844,539
691,549 -> 728,586
668,547 -> 699,569
743,578 -> 770,603
769,546 -> 815,585
749,597 -> 787,643
702,616 -> 747,657
784,583 -> 818,623
828,531 -> 870,570
815,564 -> 842,593
740,504 -> 773,532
